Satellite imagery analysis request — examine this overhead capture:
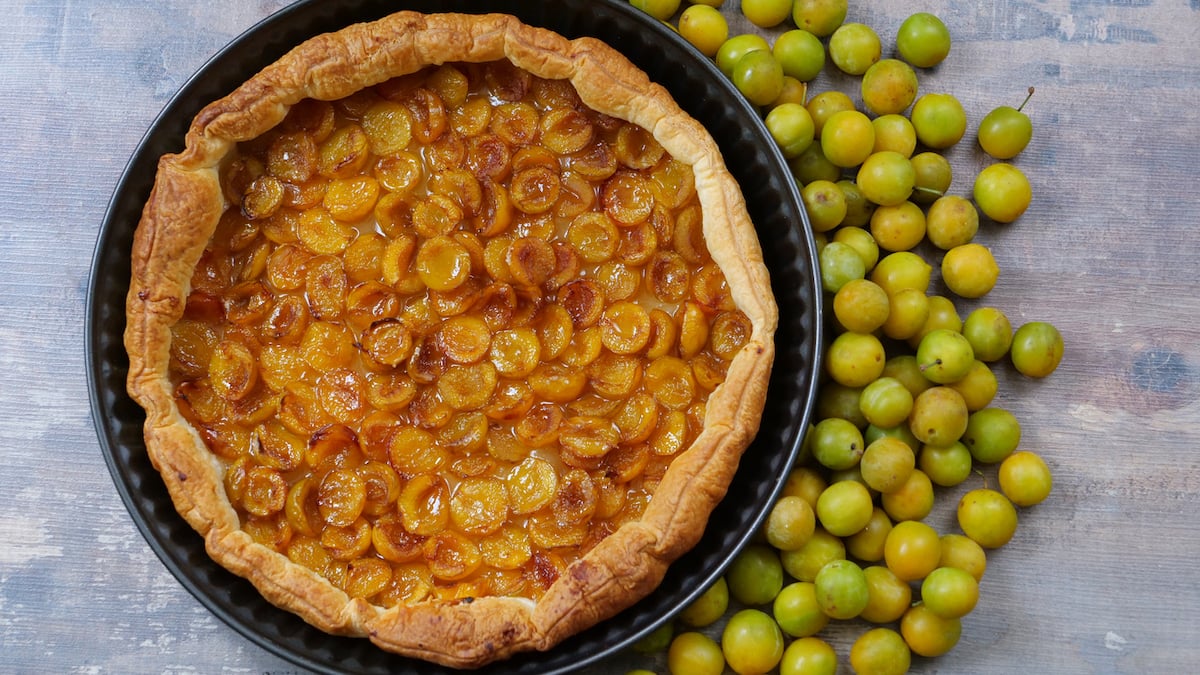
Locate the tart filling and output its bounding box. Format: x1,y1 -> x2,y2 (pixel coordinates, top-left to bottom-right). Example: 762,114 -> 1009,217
126,12 -> 776,668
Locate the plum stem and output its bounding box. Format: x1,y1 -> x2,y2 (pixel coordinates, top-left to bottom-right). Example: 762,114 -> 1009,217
1017,87 -> 1035,113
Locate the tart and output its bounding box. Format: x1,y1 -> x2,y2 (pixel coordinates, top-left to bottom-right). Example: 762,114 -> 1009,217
125,11 -> 776,668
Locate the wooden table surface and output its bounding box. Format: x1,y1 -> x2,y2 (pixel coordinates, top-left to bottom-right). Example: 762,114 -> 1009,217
3,0 -> 1198,673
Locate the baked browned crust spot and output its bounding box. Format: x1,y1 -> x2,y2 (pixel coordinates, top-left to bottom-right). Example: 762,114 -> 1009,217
125,12 -> 776,668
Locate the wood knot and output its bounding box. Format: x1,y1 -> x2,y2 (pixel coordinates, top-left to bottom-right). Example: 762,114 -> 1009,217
1122,344 -> 1196,413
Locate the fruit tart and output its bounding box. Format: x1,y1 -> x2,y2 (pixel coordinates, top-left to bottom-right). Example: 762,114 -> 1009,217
125,11 -> 777,668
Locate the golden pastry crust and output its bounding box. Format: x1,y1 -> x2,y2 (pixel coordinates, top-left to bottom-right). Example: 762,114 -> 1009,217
125,11 -> 777,668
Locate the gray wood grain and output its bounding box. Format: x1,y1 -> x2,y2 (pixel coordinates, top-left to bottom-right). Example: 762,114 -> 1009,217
2,0 -> 1198,673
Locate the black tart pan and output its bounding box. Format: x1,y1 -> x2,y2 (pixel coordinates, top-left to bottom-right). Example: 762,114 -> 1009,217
87,1 -> 823,672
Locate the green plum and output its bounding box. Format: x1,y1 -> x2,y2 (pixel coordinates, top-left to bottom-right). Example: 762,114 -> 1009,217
766,103 -> 816,158
793,0 -> 848,37
979,87 -> 1035,159
896,13 -> 951,68
773,29 -> 826,81
973,162 -> 1031,223
731,49 -> 785,107
910,93 -> 967,149
916,328 -> 975,384
1010,321 -> 1064,377
716,33 -> 771,77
